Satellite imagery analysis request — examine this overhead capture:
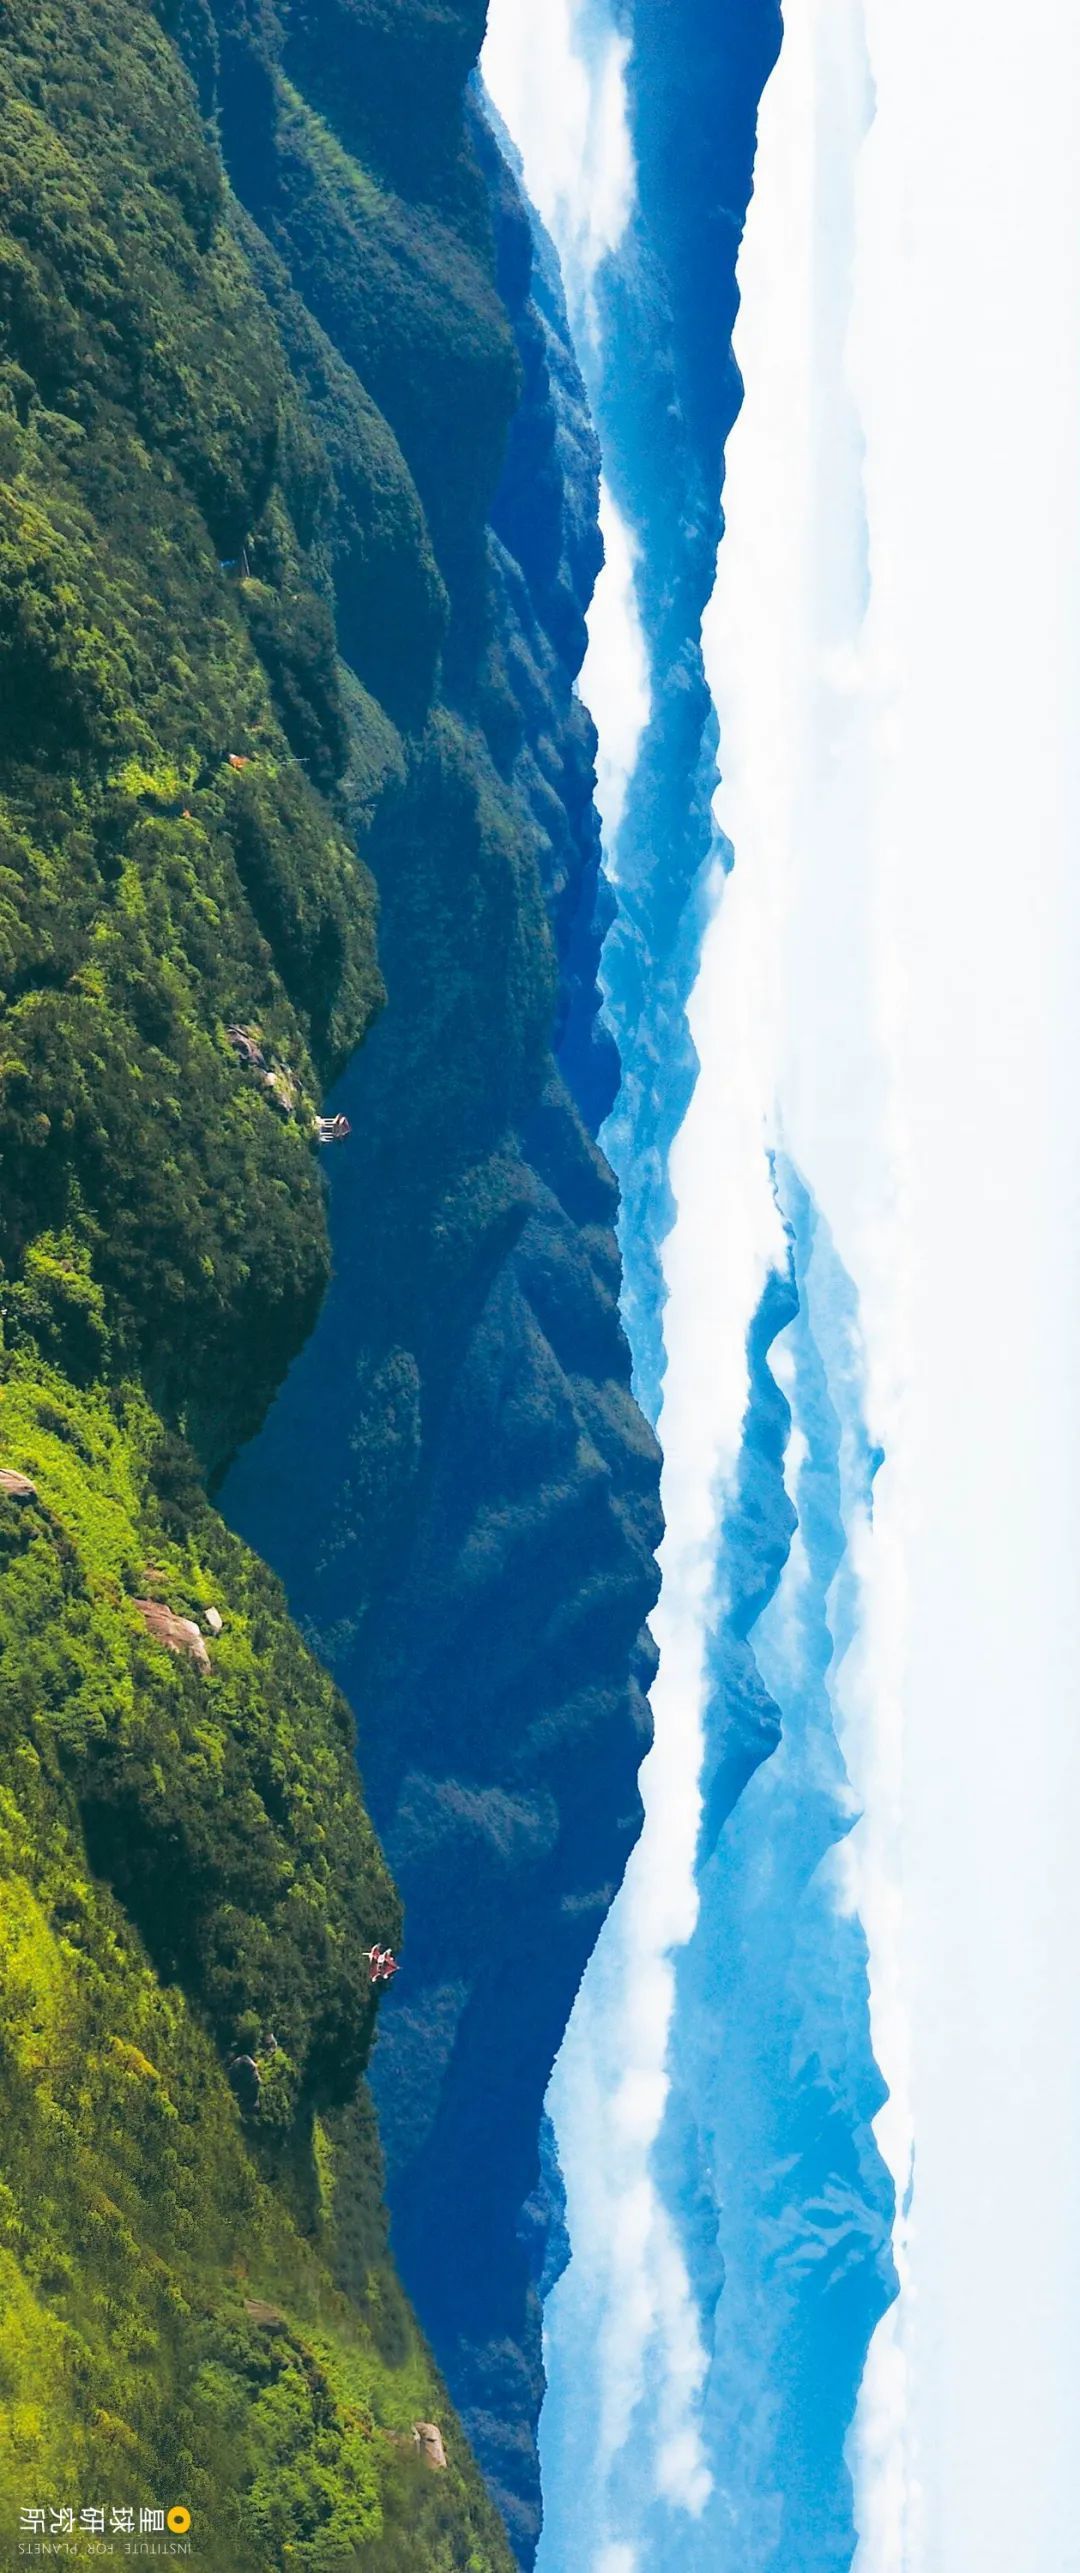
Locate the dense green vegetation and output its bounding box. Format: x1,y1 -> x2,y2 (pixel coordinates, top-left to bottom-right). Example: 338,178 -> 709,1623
0,0 -> 530,2560
0,1364 -> 507,2569
0,0 -> 391,1467
0,1367 -> 396,2099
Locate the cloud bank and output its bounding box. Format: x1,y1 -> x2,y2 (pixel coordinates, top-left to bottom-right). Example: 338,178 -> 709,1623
486,6 -> 783,2562
714,0 -> 1080,2565
492,0 -> 1080,2564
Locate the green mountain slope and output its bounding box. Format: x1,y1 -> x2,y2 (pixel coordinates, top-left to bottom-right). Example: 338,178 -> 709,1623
0,0 -> 521,2561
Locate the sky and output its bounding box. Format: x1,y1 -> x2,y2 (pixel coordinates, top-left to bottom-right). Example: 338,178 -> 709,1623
712,1 -> 1080,2566
854,4 -> 1080,2563
485,0 -> 1080,2566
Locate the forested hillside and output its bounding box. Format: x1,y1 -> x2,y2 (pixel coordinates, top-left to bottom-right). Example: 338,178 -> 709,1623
0,1 -> 534,2560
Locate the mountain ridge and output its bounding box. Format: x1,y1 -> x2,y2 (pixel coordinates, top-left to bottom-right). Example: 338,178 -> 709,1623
0,0 -> 660,2561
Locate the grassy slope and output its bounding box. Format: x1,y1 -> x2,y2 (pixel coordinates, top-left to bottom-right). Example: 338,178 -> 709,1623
0,1368 -> 505,2569
0,0 -> 518,2562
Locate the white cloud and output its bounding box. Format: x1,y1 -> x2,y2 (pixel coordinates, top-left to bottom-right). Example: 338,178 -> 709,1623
490,0 -> 1080,2566
583,481 -> 651,854
847,1 -> 1080,2561
487,5 -> 792,2561
537,583 -> 790,2558
489,0 -> 1080,2559
704,6 -> 915,2556
482,1 -> 634,345
714,1 -> 1080,2569
483,13 -> 650,875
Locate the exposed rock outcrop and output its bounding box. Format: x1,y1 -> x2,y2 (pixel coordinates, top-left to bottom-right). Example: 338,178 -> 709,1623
134,1598 -> 212,1668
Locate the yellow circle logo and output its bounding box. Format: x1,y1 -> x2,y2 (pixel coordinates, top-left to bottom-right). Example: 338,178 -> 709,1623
167,2508 -> 192,2534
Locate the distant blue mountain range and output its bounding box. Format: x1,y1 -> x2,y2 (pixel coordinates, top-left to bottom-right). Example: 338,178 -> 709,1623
531,3 -> 898,2563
